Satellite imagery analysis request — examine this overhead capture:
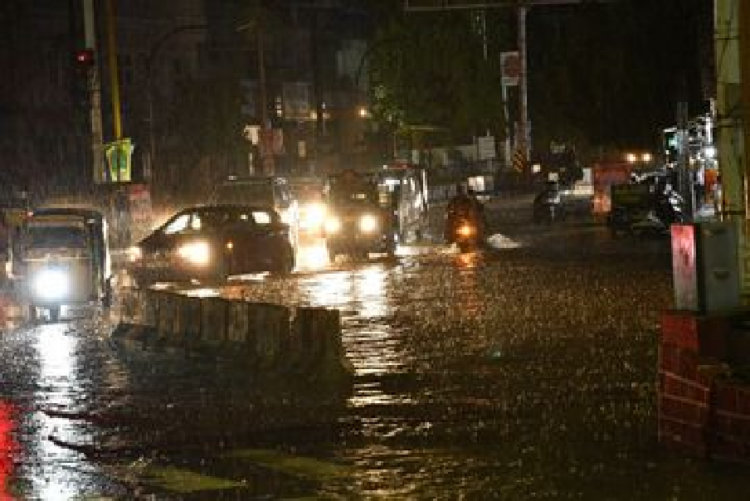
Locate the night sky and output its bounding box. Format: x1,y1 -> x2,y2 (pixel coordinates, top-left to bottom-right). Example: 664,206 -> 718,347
525,0 -> 714,154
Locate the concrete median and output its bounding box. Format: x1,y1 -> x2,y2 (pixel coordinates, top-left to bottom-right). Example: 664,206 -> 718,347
113,288 -> 353,384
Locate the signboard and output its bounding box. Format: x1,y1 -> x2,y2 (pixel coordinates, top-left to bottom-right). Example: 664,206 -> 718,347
104,138 -> 134,183
500,51 -> 520,87
477,135 -> 496,160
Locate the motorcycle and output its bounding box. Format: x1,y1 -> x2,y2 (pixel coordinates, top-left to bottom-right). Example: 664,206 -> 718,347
446,215 -> 482,253
532,188 -> 566,224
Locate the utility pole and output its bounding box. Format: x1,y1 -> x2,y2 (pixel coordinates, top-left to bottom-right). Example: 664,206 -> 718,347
105,0 -> 123,143
715,0 -> 747,296
83,0 -> 104,184
257,22 -> 273,175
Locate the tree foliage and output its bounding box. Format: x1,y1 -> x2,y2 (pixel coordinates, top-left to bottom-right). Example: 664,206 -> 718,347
366,4 -> 513,144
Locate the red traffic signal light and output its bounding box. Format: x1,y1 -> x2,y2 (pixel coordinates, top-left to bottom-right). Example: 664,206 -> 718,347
74,49 -> 95,67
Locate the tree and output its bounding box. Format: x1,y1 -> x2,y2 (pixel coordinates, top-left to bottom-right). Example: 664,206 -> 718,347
366,3 -> 513,145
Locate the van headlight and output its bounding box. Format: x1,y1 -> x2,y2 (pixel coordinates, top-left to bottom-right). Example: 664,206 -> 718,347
324,216 -> 342,234
33,268 -> 69,301
177,241 -> 211,266
359,214 -> 379,233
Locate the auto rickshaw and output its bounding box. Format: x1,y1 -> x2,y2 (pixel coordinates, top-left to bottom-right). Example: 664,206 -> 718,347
14,207 -> 112,322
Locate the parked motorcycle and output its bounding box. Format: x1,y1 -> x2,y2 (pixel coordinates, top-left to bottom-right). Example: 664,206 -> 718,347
608,183 -> 684,237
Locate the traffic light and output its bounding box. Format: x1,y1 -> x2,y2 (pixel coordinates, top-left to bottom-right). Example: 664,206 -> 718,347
74,48 -> 95,68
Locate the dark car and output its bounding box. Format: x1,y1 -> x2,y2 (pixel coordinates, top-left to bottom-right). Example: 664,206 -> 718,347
128,205 -> 294,286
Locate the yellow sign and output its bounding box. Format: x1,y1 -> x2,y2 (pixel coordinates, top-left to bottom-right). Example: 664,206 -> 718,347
104,138 -> 134,182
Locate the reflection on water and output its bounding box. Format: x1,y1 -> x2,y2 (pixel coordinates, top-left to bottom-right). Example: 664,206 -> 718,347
295,240 -> 330,271
27,324 -> 92,499
0,401 -> 16,501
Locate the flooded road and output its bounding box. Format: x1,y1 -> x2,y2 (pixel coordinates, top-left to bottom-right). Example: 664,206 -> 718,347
1,206 -> 749,499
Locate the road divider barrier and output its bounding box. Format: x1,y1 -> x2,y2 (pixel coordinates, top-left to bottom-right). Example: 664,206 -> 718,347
114,288 -> 353,385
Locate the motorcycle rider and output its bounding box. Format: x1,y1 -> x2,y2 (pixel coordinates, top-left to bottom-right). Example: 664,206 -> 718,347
445,184 -> 485,241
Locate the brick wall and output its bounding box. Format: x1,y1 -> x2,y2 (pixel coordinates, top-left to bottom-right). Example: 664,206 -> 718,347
659,310 -> 750,463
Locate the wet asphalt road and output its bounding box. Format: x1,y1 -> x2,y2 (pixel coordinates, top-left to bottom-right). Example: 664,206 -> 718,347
2,197 -> 750,499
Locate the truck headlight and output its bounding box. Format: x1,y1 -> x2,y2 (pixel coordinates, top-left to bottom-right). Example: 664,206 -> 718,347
177,241 -> 211,266
33,268 -> 69,301
359,214 -> 379,233
324,217 -> 342,234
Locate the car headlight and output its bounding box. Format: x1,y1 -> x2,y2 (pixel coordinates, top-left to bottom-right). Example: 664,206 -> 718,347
128,246 -> 142,262
33,268 -> 69,301
359,214 -> 379,233
302,203 -> 327,228
177,241 -> 211,266
324,217 -> 342,234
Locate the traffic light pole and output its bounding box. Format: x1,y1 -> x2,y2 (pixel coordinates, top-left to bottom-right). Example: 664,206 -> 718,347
83,0 -> 104,184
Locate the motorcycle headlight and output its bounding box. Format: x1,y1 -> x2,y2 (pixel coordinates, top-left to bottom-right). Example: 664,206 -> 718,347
458,224 -> 475,237
33,268 -> 69,301
177,241 -> 211,266
324,217 -> 342,234
359,214 -> 379,233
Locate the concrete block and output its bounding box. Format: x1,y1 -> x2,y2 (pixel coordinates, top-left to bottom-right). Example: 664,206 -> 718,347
118,288 -> 141,324
249,302 -> 290,369
174,294 -> 202,345
200,296 -> 229,346
227,301 -> 251,344
156,292 -> 178,339
291,307 -> 352,382
140,289 -> 159,329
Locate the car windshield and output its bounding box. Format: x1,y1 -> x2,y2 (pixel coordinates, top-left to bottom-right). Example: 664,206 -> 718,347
213,182 -> 274,206
194,209 -> 276,231
25,225 -> 87,249
291,184 -> 323,203
328,177 -> 379,206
